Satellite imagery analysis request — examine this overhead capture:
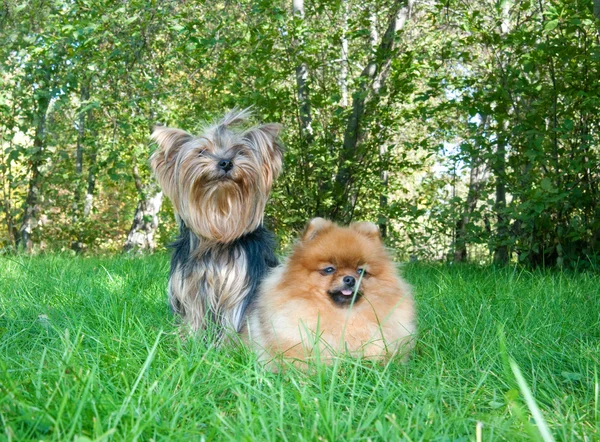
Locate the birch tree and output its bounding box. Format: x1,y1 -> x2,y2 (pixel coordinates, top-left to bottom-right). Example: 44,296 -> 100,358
332,0 -> 414,222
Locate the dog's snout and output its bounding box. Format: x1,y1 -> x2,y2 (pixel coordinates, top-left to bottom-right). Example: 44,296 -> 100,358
218,159 -> 233,172
343,275 -> 356,287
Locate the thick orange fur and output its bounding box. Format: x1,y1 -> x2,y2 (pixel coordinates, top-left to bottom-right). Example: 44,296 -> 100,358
243,218 -> 416,367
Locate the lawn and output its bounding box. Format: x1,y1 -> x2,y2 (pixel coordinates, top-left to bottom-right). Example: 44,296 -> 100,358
0,254 -> 598,441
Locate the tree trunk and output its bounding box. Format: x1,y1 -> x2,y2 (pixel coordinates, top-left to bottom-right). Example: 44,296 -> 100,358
493,121 -> 510,265
83,148 -> 97,218
1,192 -> 18,249
18,93 -> 50,253
0,132 -> 18,249
370,10 -> 389,238
379,148 -> 389,238
454,155 -> 489,262
492,3 -> 511,265
454,115 -> 490,262
72,84 -> 90,253
332,0 -> 413,222
71,147 -> 98,252
293,0 -> 313,144
123,163 -> 163,253
339,0 -> 349,108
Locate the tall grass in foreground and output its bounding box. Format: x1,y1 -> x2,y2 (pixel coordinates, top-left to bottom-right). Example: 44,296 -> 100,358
0,254 -> 598,441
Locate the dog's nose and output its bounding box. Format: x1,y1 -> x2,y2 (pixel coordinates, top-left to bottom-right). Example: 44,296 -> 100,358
343,275 -> 355,287
218,159 -> 233,173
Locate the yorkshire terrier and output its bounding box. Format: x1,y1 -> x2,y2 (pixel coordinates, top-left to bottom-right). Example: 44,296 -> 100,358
150,109 -> 283,336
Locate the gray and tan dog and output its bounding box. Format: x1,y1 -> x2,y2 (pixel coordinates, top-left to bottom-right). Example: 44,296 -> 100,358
150,109 -> 283,336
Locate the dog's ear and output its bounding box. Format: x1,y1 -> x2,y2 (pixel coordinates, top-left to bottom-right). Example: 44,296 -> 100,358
243,123 -> 284,185
302,217 -> 333,242
350,221 -> 381,242
150,126 -> 193,196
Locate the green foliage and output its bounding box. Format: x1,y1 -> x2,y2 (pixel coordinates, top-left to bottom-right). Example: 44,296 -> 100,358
411,0 -> 600,267
0,0 -> 599,266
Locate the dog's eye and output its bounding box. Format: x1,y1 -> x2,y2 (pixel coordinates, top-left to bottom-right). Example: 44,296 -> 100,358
357,268 -> 368,277
321,266 -> 336,275
197,149 -> 206,157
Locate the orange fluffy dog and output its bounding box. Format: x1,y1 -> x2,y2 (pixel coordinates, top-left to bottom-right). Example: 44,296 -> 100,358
243,218 -> 416,366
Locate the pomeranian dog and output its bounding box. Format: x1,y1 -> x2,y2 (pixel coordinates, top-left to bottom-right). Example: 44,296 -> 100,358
243,218 -> 416,366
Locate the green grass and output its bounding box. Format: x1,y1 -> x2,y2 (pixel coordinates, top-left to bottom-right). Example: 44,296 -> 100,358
0,255 -> 598,441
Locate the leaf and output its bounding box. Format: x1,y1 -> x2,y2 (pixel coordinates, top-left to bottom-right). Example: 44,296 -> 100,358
504,388 -> 519,402
560,372 -> 583,382
489,400 -> 505,409
540,178 -> 553,192
544,20 -> 559,31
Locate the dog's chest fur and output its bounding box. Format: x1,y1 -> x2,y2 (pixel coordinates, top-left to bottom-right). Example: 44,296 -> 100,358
168,223 -> 278,334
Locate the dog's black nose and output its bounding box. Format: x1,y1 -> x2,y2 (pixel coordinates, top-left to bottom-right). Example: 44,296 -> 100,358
343,275 -> 355,287
218,159 -> 233,173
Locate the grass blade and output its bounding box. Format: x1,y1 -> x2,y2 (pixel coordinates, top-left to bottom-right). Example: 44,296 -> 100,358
509,358 -> 556,442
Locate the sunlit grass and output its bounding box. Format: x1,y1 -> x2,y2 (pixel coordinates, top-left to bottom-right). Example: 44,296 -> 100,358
0,255 -> 598,440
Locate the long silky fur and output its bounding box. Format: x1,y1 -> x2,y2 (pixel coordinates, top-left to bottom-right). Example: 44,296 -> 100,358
151,109 -> 282,243
169,220 -> 278,334
150,109 -> 283,336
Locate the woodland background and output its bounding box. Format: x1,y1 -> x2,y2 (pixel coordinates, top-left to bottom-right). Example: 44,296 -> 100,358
1,0 -> 599,268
